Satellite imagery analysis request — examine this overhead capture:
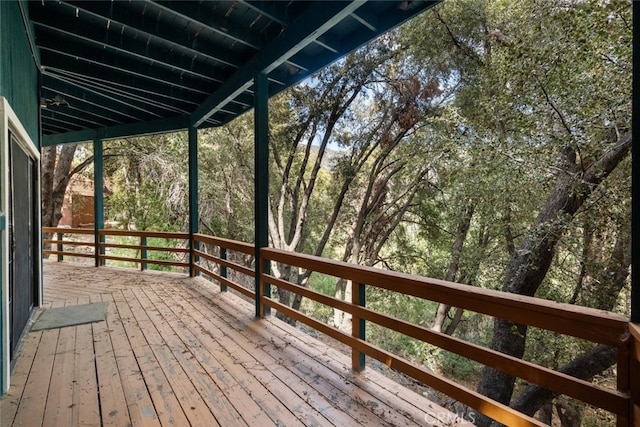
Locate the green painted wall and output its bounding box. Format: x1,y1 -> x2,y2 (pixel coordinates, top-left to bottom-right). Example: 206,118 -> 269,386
0,0 -> 40,144
0,0 -> 40,394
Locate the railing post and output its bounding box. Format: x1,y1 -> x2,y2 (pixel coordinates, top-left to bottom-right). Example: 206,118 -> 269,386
140,235 -> 147,271
220,247 -> 228,292
352,281 -> 366,372
629,324 -> 640,426
57,232 -> 63,262
93,139 -> 105,267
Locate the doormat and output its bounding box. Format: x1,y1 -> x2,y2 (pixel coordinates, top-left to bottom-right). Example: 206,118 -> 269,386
31,302 -> 107,331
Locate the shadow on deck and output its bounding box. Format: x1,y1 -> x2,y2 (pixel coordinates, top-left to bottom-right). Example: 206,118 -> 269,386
1,261 -> 469,427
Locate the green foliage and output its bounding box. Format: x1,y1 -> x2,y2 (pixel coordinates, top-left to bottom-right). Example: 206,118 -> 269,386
97,1 -> 631,421
104,133 -> 189,232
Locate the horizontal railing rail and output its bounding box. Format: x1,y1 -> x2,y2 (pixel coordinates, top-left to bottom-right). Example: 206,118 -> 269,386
98,229 -> 189,269
43,227 -> 95,260
260,247 -> 632,427
43,227 -> 635,426
192,233 -> 255,299
43,227 -> 191,270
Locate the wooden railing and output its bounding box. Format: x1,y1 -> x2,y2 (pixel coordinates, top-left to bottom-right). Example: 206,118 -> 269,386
260,248 -> 634,427
42,227 -> 636,426
43,227 -> 190,270
192,233 -> 255,299
43,227 -> 95,261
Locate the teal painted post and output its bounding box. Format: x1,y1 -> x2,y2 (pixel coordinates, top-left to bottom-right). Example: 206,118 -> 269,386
220,247 -> 228,292
254,72 -> 270,317
93,139 -> 105,267
352,282 -> 366,371
188,126 -> 199,277
140,236 -> 147,271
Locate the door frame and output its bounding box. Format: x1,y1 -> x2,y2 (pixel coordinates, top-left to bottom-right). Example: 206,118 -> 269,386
0,97 -> 41,394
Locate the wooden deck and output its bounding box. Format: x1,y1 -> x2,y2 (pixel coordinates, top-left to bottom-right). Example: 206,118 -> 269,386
1,261 -> 469,427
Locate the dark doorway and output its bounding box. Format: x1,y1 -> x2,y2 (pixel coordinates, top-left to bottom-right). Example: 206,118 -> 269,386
8,133 -> 38,360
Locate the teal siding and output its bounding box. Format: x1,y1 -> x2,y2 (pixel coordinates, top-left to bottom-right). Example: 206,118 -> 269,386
0,0 -> 40,144
0,0 -> 40,393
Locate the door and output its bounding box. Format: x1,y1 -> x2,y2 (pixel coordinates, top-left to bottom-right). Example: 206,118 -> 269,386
8,133 -> 37,360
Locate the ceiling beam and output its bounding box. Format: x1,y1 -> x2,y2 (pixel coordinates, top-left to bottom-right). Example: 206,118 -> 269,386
190,0 -> 366,127
30,16 -> 224,85
153,1 -> 276,50
36,37 -> 212,96
61,1 -> 245,70
44,67 -> 199,113
42,115 -> 191,147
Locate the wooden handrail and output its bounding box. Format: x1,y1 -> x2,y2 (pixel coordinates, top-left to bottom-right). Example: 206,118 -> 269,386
43,226 -> 94,235
193,233 -> 254,255
260,247 -> 633,425
99,242 -> 190,253
630,323 -> 640,426
262,248 -> 628,346
44,227 -> 190,271
99,229 -> 188,239
194,249 -> 254,278
264,273 -> 628,415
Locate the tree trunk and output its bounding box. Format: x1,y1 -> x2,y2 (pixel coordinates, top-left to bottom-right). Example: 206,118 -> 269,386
432,201 -> 475,332
41,144 -> 81,230
510,344 -> 616,416
508,221 -> 630,417
274,263 -> 296,325
475,134 -> 631,427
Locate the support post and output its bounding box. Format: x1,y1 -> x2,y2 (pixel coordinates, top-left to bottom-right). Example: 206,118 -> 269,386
57,232 -> 63,262
188,126 -> 199,277
93,139 -> 105,267
220,247 -> 228,292
352,282 -> 366,372
632,1 -> 639,324
140,236 -> 147,271
254,72 -> 270,317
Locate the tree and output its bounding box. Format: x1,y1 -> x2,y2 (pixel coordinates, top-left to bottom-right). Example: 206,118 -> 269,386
104,134 -> 189,231
402,0 -> 631,423
41,144 -> 96,256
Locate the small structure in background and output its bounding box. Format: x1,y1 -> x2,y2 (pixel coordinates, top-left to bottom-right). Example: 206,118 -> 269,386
58,175 -> 110,229
58,175 -> 94,228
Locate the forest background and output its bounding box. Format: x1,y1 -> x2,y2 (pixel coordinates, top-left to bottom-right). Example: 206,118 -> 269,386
41,1 -> 632,425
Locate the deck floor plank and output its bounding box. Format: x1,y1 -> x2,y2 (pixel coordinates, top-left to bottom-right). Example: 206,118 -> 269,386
0,330 -> 44,426
172,284 -> 379,427
114,289 -> 217,427
70,295 -> 101,427
11,300 -> 64,427
91,293 -> 134,427
130,287 -> 250,427
1,261 -> 471,427
42,299 -> 77,427
149,286 -> 308,427
100,293 -> 162,427
190,286 -> 418,426
134,286 -> 269,427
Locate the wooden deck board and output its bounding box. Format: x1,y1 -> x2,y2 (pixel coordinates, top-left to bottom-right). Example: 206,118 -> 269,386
172,284 -> 387,426
1,261 -> 471,427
